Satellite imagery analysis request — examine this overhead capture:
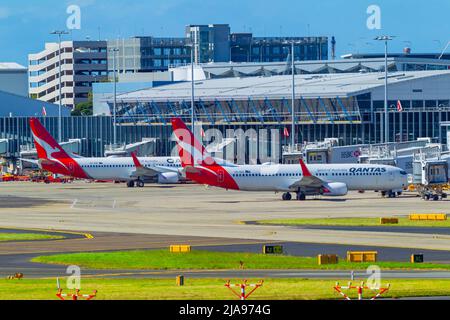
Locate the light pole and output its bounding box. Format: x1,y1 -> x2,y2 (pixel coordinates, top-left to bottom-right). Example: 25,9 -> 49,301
375,35 -> 394,143
290,41 -> 296,149
190,40 -> 196,133
50,30 -> 69,143
109,47 -> 119,146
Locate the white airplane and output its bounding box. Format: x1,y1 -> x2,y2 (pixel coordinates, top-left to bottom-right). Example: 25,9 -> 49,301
171,118 -> 409,200
27,118 -> 182,187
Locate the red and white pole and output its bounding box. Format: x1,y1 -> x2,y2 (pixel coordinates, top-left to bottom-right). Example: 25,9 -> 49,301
240,284 -> 246,300
357,285 -> 363,300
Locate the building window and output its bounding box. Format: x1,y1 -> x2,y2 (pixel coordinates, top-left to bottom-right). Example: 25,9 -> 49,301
154,48 -> 162,55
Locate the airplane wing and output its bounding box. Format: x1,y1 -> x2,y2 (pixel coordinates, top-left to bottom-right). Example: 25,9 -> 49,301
289,159 -> 325,189
130,153 -> 178,177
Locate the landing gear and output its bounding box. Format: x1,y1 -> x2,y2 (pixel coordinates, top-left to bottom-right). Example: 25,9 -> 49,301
136,180 -> 145,188
382,190 -> 400,198
296,191 -> 306,201
282,193 -> 292,201
128,179 -> 144,188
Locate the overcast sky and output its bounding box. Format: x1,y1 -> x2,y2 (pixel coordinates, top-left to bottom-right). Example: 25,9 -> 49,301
0,0 -> 449,65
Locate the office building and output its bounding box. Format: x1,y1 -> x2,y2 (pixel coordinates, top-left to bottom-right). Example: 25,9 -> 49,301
29,40 -> 108,109
107,37 -> 191,73
230,33 -> 328,62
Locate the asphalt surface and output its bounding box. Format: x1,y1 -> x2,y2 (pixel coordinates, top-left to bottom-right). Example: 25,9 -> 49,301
0,183 -> 449,287
3,252 -> 450,280
196,242 -> 450,262
1,183 -> 450,251
1,235 -> 450,279
0,231 -> 268,255
0,195 -> 59,208
250,224 -> 450,235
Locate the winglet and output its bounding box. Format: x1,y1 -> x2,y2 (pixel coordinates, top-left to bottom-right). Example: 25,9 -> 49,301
131,152 -> 142,168
299,159 -> 312,177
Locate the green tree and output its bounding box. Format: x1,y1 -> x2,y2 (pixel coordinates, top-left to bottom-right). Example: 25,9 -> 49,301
72,91 -> 93,116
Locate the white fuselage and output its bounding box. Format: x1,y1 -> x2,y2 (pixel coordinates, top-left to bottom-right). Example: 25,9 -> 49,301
226,163 -> 408,192
74,156 -> 181,181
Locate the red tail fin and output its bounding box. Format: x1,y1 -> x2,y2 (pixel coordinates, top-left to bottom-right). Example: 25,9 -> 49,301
30,118 -> 70,161
29,118 -> 89,179
170,118 -> 239,190
171,118 -> 214,168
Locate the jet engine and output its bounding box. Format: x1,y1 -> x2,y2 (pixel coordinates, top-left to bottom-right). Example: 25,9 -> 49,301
157,172 -> 180,184
321,182 -> 348,196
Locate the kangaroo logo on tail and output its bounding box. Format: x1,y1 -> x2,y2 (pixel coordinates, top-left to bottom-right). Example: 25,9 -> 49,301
29,118 -> 89,179
171,118 -> 215,168
171,118 -> 239,190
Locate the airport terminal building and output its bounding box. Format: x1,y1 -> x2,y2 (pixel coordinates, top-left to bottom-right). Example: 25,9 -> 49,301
1,59 -> 450,164
103,70 -> 450,156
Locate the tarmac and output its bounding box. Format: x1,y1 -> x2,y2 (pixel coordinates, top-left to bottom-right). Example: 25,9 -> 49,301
0,182 -> 449,251
0,181 -> 449,283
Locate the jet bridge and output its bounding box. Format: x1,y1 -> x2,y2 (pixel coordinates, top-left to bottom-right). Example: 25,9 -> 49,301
104,138 -> 157,157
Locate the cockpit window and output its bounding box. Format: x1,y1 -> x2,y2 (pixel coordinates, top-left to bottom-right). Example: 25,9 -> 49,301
400,170 -> 407,175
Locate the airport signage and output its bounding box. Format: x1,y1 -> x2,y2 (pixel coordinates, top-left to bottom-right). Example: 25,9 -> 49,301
411,254 -> 424,263
263,245 -> 283,254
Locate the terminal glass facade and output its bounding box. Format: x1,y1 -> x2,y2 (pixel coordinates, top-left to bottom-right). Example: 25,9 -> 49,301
1,101 -> 449,161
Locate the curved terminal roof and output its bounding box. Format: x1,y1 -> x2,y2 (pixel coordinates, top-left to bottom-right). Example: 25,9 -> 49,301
114,70 -> 450,102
